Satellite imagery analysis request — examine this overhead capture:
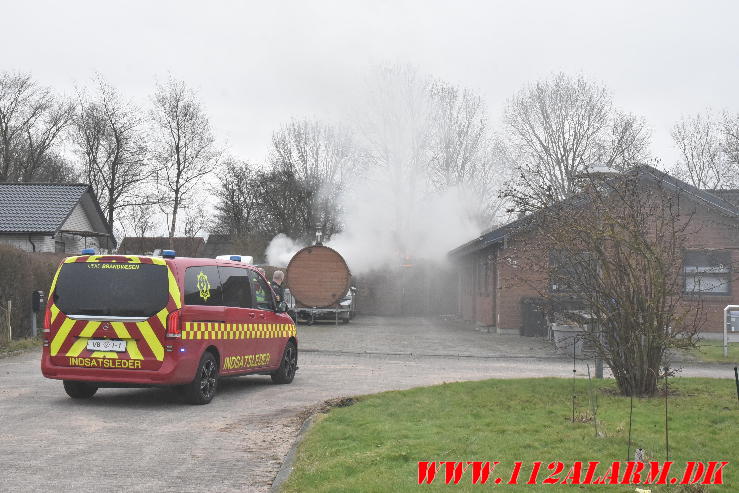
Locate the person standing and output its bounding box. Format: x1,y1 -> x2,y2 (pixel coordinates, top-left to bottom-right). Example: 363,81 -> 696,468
271,270 -> 285,304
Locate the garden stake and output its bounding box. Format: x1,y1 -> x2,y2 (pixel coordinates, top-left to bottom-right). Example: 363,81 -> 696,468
627,391 -> 634,462
572,336 -> 577,423
734,366 -> 739,405
664,366 -> 669,461
586,363 -> 598,437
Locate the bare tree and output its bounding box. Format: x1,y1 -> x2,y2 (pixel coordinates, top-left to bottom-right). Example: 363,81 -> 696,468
0,71 -> 74,182
74,78 -> 152,233
213,158 -> 263,238
502,73 -> 651,211
151,78 -> 218,250
269,119 -> 357,238
506,167 -> 705,396
428,80 -> 508,225
670,110 -> 738,189
721,113 -> 739,176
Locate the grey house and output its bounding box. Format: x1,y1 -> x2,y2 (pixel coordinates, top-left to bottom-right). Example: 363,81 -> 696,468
0,183 -> 114,254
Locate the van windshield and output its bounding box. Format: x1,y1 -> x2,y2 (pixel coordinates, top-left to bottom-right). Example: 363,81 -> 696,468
54,262 -> 169,318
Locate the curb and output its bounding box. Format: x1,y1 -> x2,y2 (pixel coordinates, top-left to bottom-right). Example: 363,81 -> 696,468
270,414 -> 317,493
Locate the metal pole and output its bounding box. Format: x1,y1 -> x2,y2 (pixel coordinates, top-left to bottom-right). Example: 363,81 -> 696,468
595,328 -> 604,379
734,366 -> 739,405
572,335 -> 577,423
6,300 -> 11,341
664,367 -> 669,461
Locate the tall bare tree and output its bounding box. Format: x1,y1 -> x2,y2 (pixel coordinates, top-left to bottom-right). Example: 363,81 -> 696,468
213,158 -> 263,238
74,78 -> 152,233
0,71 -> 74,182
670,110 -> 738,189
151,78 -> 218,249
724,114 -> 739,168
428,80 -> 507,225
502,73 -> 650,211
269,119 -> 357,239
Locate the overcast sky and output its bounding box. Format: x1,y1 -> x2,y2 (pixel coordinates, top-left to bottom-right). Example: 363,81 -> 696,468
5,0 -> 739,167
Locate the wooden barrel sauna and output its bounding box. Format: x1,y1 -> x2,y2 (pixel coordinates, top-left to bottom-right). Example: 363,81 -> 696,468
286,245 -> 351,308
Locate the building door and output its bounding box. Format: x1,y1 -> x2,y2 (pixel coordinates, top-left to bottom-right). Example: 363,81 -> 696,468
520,297 -> 548,337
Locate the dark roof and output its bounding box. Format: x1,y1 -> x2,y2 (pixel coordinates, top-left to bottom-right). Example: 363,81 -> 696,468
202,233 -> 236,257
118,237 -> 205,257
701,189 -> 739,208
449,164 -> 739,259
0,182 -> 108,235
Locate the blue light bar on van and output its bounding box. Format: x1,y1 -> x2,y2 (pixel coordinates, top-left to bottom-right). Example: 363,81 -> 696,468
229,255 -> 241,261
162,250 -> 176,259
81,248 -> 95,255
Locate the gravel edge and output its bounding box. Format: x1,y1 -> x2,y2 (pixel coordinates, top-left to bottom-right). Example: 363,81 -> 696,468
270,414 -> 317,493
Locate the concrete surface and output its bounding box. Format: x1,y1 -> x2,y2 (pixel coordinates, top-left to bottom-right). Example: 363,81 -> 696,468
0,316 -> 733,492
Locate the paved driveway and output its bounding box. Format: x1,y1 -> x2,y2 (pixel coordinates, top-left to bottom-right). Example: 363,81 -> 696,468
0,316 -> 731,492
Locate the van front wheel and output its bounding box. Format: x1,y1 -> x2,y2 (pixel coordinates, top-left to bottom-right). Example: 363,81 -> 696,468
271,341 -> 298,384
184,352 -> 218,405
63,380 -> 98,399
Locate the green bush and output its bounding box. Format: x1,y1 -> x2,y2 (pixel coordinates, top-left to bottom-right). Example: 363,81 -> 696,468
0,244 -> 64,340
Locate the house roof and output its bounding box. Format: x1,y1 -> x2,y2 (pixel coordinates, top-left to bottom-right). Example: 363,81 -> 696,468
448,164 -> 739,259
118,236 -> 206,257
0,183 -> 113,241
202,233 -> 236,257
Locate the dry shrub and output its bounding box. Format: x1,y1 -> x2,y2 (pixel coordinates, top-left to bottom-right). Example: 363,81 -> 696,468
0,244 -> 64,340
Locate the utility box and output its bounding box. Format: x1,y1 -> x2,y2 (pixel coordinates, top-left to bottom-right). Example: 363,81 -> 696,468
32,290 -> 45,313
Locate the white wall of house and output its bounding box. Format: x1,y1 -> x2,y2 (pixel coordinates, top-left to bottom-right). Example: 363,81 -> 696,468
0,234 -> 55,252
0,204 -> 105,254
62,203 -> 94,232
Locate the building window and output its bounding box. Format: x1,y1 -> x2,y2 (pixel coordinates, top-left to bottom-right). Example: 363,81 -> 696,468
477,257 -> 489,295
684,250 -> 731,295
55,240 -> 65,253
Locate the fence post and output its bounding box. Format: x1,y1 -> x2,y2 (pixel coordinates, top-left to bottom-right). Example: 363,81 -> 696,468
6,300 -> 11,342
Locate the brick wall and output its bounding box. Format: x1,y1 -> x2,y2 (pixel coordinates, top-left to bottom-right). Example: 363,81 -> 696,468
455,196 -> 739,334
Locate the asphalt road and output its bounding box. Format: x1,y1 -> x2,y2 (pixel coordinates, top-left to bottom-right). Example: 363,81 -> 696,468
0,316 -> 732,492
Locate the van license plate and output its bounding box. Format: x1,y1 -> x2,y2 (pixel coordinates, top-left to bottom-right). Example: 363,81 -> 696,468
86,339 -> 126,352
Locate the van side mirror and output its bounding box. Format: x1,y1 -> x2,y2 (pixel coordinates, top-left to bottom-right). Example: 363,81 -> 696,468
276,301 -> 288,313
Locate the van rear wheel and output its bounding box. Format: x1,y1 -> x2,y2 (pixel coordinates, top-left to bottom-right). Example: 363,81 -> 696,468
271,340 -> 297,384
63,380 -> 98,399
184,352 -> 218,405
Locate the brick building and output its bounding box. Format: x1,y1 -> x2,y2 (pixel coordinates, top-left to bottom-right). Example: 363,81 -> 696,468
449,166 -> 739,335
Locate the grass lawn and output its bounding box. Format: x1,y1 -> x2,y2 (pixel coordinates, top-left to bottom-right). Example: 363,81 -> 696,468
283,378 -> 738,492
692,340 -> 739,364
0,336 -> 41,357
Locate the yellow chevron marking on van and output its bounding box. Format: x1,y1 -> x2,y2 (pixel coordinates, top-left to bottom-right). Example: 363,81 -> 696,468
50,317 -> 76,356
66,322 -> 102,357
136,321 -> 164,361
168,269 -> 182,308
112,322 -> 143,360
156,307 -> 168,330
49,304 -> 61,326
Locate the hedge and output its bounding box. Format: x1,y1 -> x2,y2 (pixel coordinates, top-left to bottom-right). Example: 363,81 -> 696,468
0,244 -> 64,340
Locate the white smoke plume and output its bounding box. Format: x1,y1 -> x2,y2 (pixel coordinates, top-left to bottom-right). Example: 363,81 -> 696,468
264,64 -> 507,273
265,233 -> 305,266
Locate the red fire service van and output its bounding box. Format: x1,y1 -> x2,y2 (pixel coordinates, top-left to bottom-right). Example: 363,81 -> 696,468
41,249 -> 298,404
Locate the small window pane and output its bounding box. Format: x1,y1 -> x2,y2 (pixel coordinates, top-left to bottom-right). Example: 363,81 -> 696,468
685,274 -> 729,294
184,266 -> 223,306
